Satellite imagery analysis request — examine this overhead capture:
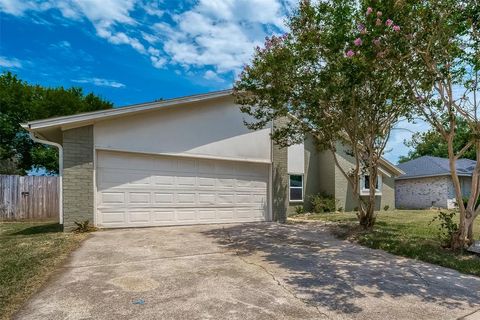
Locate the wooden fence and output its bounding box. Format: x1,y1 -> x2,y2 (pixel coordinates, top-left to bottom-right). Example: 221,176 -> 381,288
0,175 -> 59,221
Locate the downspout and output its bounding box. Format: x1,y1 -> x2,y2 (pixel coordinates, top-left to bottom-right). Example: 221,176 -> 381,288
28,131 -> 64,225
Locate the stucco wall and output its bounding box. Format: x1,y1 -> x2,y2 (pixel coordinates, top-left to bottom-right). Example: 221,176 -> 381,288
380,175 -> 395,210
317,149 -> 336,197
395,176 -> 450,209
94,96 -> 271,163
333,143 -> 396,212
63,126 -> 94,231
287,134 -> 322,214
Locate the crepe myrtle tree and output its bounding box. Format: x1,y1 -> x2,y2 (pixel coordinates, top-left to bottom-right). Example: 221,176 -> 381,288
402,0 -> 479,249
234,0 -> 413,228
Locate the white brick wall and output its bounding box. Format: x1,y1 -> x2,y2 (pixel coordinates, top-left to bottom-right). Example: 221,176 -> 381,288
395,176 -> 451,209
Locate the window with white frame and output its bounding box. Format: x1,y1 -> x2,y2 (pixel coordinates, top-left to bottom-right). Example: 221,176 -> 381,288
360,175 -> 382,195
289,175 -> 303,201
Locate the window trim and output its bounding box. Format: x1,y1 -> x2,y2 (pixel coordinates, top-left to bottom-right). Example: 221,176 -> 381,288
289,174 -> 304,202
360,174 -> 382,196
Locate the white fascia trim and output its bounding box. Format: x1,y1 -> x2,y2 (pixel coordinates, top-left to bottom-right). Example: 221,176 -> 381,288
94,147 -> 272,164
22,89 -> 233,131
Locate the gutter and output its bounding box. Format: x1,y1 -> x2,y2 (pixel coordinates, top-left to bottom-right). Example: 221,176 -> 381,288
22,124 -> 64,225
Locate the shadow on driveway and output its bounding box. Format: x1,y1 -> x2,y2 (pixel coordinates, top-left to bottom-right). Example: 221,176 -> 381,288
202,222 -> 480,318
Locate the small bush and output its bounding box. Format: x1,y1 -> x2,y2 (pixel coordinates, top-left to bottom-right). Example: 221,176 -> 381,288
309,193 -> 337,213
73,220 -> 96,233
429,211 -> 458,247
294,206 -> 305,215
383,205 -> 390,211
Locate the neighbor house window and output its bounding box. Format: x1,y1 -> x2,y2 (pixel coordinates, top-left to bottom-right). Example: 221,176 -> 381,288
289,175 -> 303,201
361,175 -> 382,195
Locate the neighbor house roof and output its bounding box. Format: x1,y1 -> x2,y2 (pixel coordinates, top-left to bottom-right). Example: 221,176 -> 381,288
396,156 -> 477,180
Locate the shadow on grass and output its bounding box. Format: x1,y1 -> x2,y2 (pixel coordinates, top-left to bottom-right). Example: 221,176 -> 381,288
13,223 -> 63,235
202,222 -> 480,316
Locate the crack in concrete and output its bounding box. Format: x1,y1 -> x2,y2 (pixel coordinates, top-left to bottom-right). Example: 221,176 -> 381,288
457,307 -> 480,320
220,228 -> 331,319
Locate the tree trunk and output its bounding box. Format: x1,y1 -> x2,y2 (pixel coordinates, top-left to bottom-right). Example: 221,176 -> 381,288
451,210 -> 476,250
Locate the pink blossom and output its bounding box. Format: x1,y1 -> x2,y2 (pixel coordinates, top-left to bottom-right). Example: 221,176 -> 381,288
366,7 -> 373,15
376,18 -> 382,26
346,50 -> 355,57
386,19 -> 394,27
373,38 -> 381,46
393,25 -> 401,32
377,11 -> 382,17
354,38 -> 363,46
358,23 -> 365,31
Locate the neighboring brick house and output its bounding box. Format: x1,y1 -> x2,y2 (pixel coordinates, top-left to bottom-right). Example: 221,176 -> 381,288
395,156 -> 476,209
22,89 -> 403,231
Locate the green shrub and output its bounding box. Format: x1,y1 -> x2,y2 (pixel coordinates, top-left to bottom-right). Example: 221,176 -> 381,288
429,211 -> 458,247
73,220 -> 96,233
309,193 -> 337,213
294,206 -> 305,215
383,205 -> 390,211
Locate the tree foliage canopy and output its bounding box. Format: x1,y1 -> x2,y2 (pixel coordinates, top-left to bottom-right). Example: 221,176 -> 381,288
0,72 -> 112,175
234,0 -> 415,228
400,118 -> 476,163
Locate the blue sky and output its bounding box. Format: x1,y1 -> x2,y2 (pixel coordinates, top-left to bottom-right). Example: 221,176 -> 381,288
0,0 -> 427,163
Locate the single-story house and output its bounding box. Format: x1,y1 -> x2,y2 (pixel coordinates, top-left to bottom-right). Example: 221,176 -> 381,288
395,155 -> 476,209
22,90 -> 403,230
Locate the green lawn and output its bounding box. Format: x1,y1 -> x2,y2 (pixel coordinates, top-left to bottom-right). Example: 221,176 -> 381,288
292,210 -> 480,276
0,222 -> 87,320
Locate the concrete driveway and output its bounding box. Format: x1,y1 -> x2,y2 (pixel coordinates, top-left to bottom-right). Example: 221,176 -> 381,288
15,222 -> 480,320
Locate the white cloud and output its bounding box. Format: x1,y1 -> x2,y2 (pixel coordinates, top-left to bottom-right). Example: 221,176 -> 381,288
72,77 -> 125,88
0,0 -> 293,75
203,70 -> 224,82
0,56 -> 22,68
154,0 -> 289,74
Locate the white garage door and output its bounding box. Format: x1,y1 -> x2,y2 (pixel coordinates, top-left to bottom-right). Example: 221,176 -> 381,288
96,151 -> 270,228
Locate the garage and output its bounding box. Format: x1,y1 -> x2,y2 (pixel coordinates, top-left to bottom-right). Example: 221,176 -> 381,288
96,150 -> 270,228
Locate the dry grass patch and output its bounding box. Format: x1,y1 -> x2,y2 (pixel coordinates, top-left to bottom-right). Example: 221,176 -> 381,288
0,222 -> 87,320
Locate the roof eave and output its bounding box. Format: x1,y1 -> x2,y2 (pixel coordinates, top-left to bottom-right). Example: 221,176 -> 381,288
25,89 -> 233,131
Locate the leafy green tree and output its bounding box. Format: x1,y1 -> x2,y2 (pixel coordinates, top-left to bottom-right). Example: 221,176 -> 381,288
0,72 -> 112,175
402,0 -> 479,249
234,0 -> 414,228
399,118 -> 475,163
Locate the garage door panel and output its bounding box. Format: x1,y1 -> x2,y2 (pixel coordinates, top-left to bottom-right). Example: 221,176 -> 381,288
129,192 -> 151,204
152,209 -> 176,222
128,210 -> 151,223
176,209 -> 196,221
101,192 -> 125,204
96,151 -> 269,228
100,210 -> 126,224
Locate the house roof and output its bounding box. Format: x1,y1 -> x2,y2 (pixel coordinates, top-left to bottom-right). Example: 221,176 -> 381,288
396,156 -> 477,180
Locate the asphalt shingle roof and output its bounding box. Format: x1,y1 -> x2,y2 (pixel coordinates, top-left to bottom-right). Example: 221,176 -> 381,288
396,156 -> 477,180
